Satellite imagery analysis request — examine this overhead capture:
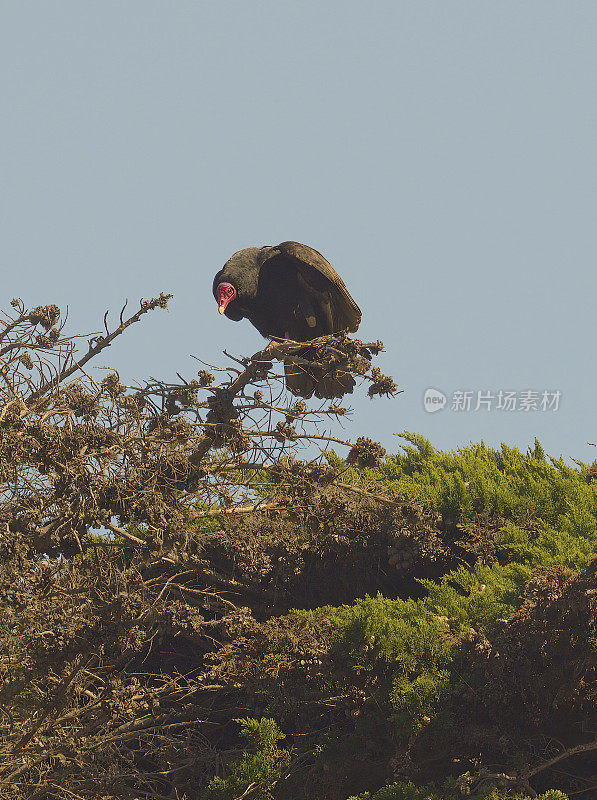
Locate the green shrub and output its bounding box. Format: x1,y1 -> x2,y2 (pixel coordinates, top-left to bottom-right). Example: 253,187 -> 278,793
344,433 -> 597,544
203,717 -> 289,800
346,782 -> 569,800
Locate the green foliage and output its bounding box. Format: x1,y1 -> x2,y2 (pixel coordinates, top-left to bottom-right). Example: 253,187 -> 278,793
349,434 -> 597,555
390,668 -> 451,730
346,782 -> 445,800
330,595 -> 454,733
334,434 -> 597,631
420,560 -> 531,631
204,437 -> 595,799
346,782 -> 569,800
203,718 -> 289,800
332,595 -> 453,675
326,433 -> 597,739
325,593 -> 455,740
329,557 -> 535,732
3,419 -> 592,799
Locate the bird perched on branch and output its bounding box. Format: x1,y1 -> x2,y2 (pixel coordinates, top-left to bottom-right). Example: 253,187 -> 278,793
213,241 -> 362,398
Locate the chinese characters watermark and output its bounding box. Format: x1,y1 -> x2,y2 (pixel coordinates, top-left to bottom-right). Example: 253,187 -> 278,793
423,388 -> 561,414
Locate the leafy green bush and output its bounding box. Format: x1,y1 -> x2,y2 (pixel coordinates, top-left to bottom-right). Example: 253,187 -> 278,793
325,434 -> 597,746
347,784 -> 568,800
203,718 -> 289,800
349,433 -> 597,543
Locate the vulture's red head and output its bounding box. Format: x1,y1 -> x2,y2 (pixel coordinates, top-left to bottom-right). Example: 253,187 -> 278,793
216,282 -> 237,315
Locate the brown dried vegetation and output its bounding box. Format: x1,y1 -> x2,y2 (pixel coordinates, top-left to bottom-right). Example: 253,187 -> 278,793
0,297 -> 595,800
0,295 -> 399,798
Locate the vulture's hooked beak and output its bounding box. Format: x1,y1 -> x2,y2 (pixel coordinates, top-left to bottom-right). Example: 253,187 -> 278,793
216,282 -> 236,315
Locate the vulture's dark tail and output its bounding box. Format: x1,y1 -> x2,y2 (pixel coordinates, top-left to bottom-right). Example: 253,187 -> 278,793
283,358 -> 356,400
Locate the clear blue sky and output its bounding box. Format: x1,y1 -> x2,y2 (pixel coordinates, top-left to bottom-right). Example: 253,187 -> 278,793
2,2 -> 595,462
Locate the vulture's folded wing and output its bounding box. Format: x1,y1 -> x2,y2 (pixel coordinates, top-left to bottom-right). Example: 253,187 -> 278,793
265,241 -> 362,333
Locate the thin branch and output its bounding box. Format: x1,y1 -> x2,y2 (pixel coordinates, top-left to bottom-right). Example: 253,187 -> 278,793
188,501 -> 280,520
336,481 -> 401,507
522,738 -> 597,779
105,522 -> 146,546
27,295 -> 171,402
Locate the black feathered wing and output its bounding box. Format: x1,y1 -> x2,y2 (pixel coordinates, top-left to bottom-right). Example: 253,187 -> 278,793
263,241 -> 362,334
259,242 -> 361,399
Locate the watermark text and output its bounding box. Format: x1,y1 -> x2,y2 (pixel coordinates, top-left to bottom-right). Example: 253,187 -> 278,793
423,388 -> 561,413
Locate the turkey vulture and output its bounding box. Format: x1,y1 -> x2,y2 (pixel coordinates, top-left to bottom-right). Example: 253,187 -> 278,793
213,241 -> 362,398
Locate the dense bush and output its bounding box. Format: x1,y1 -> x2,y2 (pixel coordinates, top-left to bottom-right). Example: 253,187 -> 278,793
0,298 -> 595,799
204,718 -> 289,800
347,785 -> 569,800
198,438 -> 597,799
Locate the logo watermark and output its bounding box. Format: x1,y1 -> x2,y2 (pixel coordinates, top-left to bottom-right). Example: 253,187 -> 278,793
423,389 -> 561,413
423,388 -> 447,413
